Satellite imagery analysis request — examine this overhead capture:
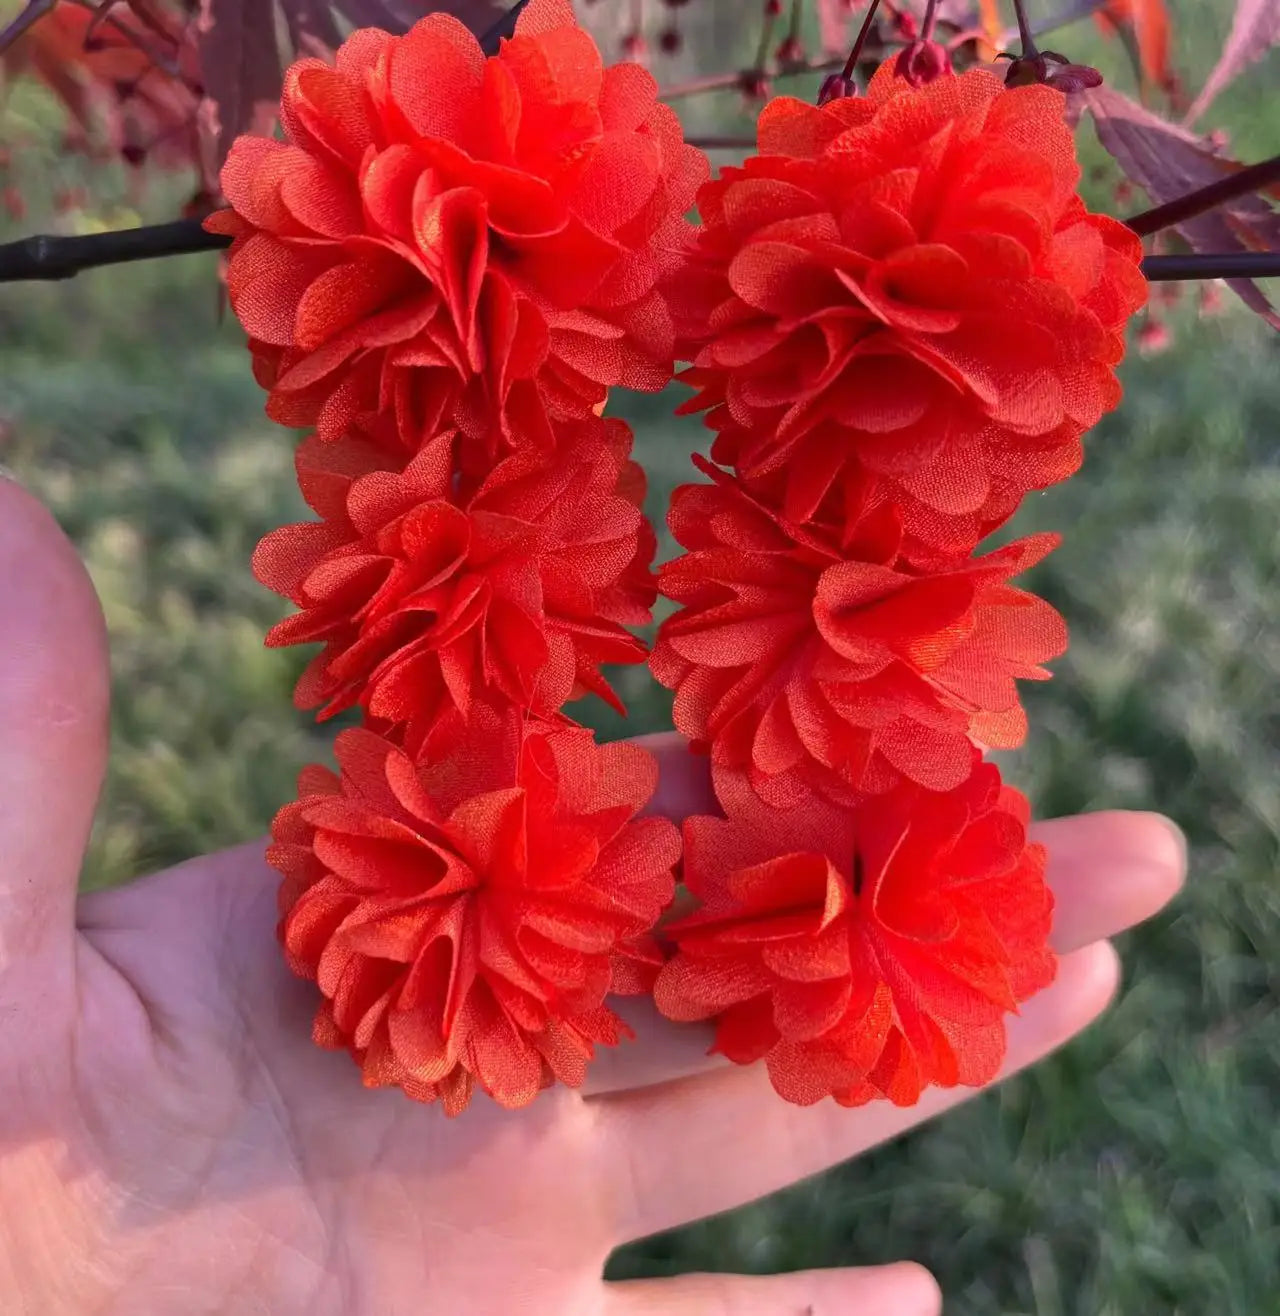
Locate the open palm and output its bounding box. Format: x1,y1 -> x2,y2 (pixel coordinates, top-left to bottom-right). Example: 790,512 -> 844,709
0,479 -> 1185,1316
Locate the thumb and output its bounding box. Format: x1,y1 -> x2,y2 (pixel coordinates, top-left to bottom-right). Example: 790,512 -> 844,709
603,1263 -> 942,1315
0,477 -> 109,993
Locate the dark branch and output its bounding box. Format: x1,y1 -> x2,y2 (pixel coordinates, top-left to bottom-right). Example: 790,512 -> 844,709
0,220 -> 230,283
1141,252 -> 1280,281
1127,152 -> 1280,238
0,213 -> 1273,286
686,135 -> 756,150
479,0 -> 529,50
0,0 -> 54,54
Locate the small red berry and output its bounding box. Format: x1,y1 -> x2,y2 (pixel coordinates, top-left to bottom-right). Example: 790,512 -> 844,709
894,39 -> 952,87
765,0 -> 783,16
817,72 -> 856,105
2,186 -> 26,221
1198,283 -> 1225,318
659,26 -> 682,54
1137,317 -> 1172,356
1004,50 -> 1103,93
621,31 -> 647,62
776,35 -> 805,65
739,68 -> 772,101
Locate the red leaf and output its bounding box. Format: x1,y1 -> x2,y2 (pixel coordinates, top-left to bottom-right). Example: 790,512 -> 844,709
1094,0 -> 1175,95
196,0 -> 282,168
1085,85 -> 1280,328
1184,0 -> 1280,125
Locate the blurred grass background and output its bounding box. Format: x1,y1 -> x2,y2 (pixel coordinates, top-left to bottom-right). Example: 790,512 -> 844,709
0,0 -> 1278,1311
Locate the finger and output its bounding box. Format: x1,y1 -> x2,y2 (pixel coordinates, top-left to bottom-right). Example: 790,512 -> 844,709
586,996 -> 722,1097
601,941 -> 1120,1242
586,807 -> 1183,1098
631,731 -> 714,822
603,1262 -> 941,1316
1039,810 -> 1185,951
0,478 -> 109,988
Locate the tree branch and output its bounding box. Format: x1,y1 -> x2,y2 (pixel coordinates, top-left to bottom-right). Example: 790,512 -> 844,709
1141,252 -> 1280,281
1126,152 -> 1280,238
0,219 -> 230,282
0,0 -> 56,54
0,215 -> 1273,286
686,135 -> 756,150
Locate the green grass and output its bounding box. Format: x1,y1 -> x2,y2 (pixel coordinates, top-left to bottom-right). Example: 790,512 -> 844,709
1,5 -> 1279,1307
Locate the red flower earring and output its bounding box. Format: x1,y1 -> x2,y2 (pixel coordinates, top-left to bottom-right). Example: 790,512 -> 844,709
650,61 -> 1146,1107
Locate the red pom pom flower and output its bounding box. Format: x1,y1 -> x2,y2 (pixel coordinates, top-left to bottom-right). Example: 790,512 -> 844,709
269,711 -> 680,1114
651,457 -> 1066,801
668,62 -> 1147,557
253,414 -> 656,751
207,0 -> 708,458
654,763 -> 1055,1107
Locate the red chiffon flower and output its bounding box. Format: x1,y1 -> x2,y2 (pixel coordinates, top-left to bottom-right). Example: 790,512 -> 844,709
669,62 -> 1147,558
653,763 -> 1055,1107
650,457 -> 1066,801
207,0 -> 707,462
269,710 -> 680,1113
253,414 -> 656,750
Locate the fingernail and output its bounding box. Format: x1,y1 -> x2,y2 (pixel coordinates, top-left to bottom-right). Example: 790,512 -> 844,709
1152,813 -> 1188,869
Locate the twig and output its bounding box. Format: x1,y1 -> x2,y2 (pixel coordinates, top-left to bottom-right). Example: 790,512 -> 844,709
661,56 -> 844,101
0,0 -> 56,54
67,0 -> 184,80
1127,153 -> 1280,237
659,0 -> 1104,103
686,136 -> 756,150
0,216 -> 1273,286
0,219 -> 230,282
1141,252 -> 1280,281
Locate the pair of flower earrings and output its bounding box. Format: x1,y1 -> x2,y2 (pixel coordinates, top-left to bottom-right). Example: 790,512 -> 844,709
209,0 -> 1146,1114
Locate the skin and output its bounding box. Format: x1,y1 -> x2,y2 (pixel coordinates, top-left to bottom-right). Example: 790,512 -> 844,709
0,477 -> 1185,1315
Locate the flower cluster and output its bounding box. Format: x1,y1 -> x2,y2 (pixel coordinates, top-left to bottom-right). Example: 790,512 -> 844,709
651,63 -> 1145,1106
229,12 -> 1146,1115
271,711 -> 678,1114
667,62 -> 1147,561
224,0 -> 692,1113
206,0 -> 706,469
654,764 -> 1054,1106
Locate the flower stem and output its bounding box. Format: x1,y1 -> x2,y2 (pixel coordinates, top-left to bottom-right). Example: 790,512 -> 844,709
1010,0 -> 1039,55
842,0 -> 883,80
1126,152 -> 1280,238
921,0 -> 941,41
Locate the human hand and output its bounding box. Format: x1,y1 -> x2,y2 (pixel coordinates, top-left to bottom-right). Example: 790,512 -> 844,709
0,479 -> 1185,1315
